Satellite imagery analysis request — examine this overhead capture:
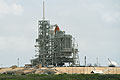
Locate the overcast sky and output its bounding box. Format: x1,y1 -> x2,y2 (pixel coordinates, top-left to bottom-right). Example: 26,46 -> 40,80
0,0 -> 120,67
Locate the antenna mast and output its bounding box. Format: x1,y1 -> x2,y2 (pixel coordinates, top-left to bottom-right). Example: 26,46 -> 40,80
17,58 -> 19,67
43,0 -> 45,20
84,56 -> 86,66
108,58 -> 112,64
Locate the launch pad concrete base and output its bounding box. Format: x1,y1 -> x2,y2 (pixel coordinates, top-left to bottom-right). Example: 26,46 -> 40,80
0,67 -> 120,75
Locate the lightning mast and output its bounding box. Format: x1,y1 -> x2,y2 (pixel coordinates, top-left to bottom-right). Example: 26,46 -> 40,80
43,0 -> 45,20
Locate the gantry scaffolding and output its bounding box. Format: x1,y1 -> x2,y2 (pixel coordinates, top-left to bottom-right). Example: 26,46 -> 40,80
31,1 -> 80,67
31,19 -> 80,67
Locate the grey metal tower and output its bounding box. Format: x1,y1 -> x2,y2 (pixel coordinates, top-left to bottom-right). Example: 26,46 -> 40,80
31,1 -> 80,67
31,1 -> 52,67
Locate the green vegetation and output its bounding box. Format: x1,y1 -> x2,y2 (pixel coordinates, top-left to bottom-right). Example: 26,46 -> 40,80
0,74 -> 120,80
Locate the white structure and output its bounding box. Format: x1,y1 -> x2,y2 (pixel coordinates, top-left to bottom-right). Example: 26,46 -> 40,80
91,70 -> 103,74
108,58 -> 118,67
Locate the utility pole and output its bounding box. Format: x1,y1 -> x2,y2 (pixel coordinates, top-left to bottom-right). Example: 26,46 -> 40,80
96,57 -> 98,66
84,56 -> 86,66
17,58 -> 19,67
1,64 -> 3,68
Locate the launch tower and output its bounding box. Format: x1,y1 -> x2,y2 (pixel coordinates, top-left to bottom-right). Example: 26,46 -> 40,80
31,1 -> 80,67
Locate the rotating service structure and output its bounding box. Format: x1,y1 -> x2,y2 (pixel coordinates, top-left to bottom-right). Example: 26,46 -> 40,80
31,19 -> 80,67
31,1 -> 80,67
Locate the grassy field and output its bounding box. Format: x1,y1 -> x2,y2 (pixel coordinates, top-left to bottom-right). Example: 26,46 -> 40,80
0,74 -> 120,80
